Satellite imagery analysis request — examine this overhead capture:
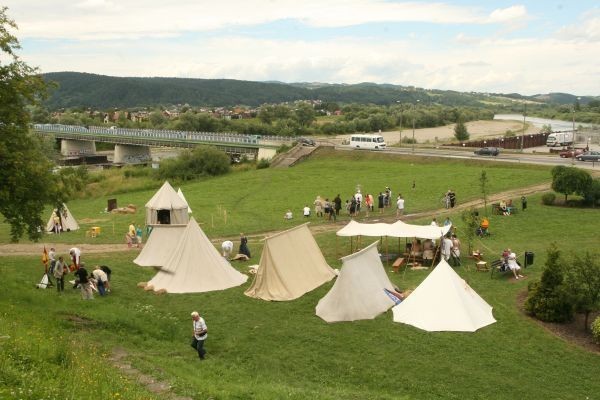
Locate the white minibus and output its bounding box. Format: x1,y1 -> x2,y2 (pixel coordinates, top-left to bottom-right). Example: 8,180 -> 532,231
349,134 -> 386,150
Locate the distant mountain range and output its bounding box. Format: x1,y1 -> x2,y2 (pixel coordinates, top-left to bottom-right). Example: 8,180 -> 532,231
41,72 -> 596,110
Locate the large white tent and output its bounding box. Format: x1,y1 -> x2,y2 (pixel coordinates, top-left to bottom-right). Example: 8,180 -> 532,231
316,241 -> 397,323
336,220 -> 451,239
46,203 -> 79,232
245,223 -> 336,301
146,217 -> 247,293
133,225 -> 186,267
145,181 -> 189,225
177,188 -> 193,214
392,259 -> 496,332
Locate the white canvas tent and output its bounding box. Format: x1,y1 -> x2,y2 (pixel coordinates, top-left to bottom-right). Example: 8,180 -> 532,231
133,225 -> 186,267
336,220 -> 451,239
46,203 -> 79,232
316,241 -> 397,323
145,181 -> 189,225
177,188 -> 193,214
146,217 -> 247,293
245,223 -> 336,301
392,259 -> 496,332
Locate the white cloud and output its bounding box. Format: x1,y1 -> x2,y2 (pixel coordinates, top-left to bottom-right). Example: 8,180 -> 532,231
556,8 -> 600,42
5,0 -> 528,40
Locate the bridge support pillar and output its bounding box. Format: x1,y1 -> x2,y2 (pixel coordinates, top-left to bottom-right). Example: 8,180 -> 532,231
61,139 -> 96,156
257,147 -> 277,161
114,144 -> 152,164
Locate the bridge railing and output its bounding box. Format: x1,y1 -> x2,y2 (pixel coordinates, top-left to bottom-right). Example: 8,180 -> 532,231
33,124 -> 294,146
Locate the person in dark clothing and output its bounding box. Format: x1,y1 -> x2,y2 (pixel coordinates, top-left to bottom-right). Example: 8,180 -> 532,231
378,192 -> 385,214
448,190 -> 456,208
75,264 -> 93,299
333,194 -> 342,216
239,233 -> 251,258
521,196 -> 527,211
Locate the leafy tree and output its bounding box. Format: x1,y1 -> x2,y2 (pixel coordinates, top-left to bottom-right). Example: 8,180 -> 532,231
460,208 -> 479,254
294,103 -> 316,127
453,117 -> 470,141
583,178 -> 600,207
551,166 -> 592,202
565,251 -> 600,330
0,7 -> 64,241
157,145 -> 230,181
479,171 -> 489,216
540,124 -> 552,134
525,244 -> 573,323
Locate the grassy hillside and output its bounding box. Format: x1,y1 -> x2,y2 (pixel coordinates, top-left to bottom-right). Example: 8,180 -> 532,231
1,190 -> 599,399
0,149 -> 553,244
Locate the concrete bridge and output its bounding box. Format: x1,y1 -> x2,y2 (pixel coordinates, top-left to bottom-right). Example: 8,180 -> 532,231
33,124 -> 293,164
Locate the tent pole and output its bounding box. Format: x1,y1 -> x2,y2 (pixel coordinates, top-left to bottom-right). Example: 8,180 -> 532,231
386,236 -> 389,268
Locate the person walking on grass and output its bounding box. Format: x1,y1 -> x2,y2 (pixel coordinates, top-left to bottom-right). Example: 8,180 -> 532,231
396,195 -> 405,217
53,256 -> 66,293
190,311 -> 208,360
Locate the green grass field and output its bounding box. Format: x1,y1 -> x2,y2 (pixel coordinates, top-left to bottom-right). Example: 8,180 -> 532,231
1,151 -> 598,400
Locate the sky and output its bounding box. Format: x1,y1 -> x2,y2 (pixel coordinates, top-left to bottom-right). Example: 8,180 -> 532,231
3,1 -> 600,95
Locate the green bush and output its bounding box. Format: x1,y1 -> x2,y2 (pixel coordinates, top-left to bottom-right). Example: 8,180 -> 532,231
256,158 -> 270,169
524,244 -> 573,323
592,317 -> 600,344
541,193 -> 556,205
157,145 -> 231,181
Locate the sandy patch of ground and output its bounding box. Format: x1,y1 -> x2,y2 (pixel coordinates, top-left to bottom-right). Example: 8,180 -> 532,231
335,119 -> 540,145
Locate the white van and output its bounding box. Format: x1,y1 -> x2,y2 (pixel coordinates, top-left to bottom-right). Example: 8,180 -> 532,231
349,134 -> 386,150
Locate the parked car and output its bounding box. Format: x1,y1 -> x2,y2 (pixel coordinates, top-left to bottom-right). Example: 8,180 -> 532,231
298,137 -> 316,146
559,148 -> 584,158
575,151 -> 600,162
474,147 -> 500,156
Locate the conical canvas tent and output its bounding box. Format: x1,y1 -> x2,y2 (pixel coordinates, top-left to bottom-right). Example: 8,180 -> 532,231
316,241 -> 396,322
392,259 -> 496,332
46,203 -> 79,232
145,181 -> 189,225
146,217 -> 247,293
133,225 -> 186,267
245,223 -> 336,301
177,188 -> 193,214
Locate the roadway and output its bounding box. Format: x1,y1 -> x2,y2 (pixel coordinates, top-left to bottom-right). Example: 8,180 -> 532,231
333,144 -> 600,171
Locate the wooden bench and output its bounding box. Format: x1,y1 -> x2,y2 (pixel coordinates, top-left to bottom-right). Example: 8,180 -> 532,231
490,259 -> 506,278
392,257 -> 405,273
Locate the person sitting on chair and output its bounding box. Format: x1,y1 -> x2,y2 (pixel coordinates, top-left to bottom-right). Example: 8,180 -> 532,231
499,200 -> 510,216
506,249 -> 524,280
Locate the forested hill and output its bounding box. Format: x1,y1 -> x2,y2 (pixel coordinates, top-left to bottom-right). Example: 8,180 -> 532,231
41,72 -> 490,109
41,72 -> 592,110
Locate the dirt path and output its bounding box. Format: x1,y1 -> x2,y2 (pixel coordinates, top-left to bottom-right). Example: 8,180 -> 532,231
0,182 -> 551,256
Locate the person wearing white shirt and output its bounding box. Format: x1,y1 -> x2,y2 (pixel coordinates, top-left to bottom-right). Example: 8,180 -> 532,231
190,311 -> 208,360
396,195 -> 405,217
303,205 -> 311,217
221,240 -> 234,258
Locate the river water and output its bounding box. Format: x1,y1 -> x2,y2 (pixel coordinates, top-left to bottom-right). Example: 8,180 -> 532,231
493,114 -> 594,131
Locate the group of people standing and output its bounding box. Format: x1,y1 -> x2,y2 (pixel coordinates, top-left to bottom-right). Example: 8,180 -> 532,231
45,246 -> 112,299
442,189 -> 457,209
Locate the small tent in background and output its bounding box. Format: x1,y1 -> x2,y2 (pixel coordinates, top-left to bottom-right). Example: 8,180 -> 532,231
245,223 -> 336,301
133,225 -> 187,267
392,259 -> 496,332
46,203 -> 79,232
177,188 -> 193,214
316,241 -> 397,323
146,217 -> 247,294
145,181 -> 189,225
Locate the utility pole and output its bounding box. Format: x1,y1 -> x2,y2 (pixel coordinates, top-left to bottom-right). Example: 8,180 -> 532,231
412,99 -> 420,153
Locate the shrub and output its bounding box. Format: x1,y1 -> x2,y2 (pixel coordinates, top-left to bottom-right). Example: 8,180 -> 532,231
524,244 -> 573,323
592,317 -> 600,344
157,145 -> 230,181
256,158 -> 270,169
541,193 -> 556,205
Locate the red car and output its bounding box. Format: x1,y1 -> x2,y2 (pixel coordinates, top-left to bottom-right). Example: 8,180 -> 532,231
559,148 -> 585,158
